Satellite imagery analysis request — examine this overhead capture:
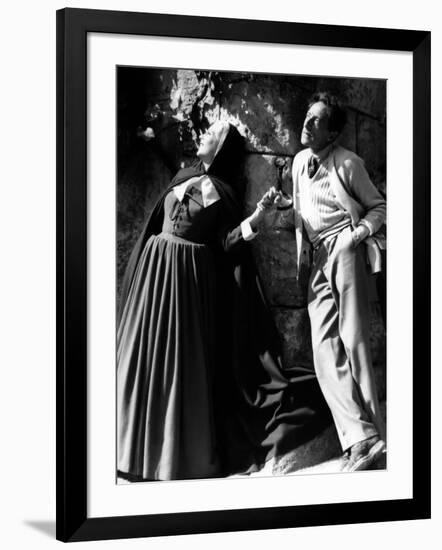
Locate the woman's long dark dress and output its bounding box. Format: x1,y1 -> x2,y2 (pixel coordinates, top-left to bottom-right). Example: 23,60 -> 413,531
117,182 -> 247,480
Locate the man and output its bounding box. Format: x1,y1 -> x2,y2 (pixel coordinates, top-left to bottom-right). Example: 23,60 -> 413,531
291,92 -> 386,472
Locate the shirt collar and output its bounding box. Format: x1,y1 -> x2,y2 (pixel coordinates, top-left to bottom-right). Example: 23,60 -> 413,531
309,142 -> 334,162
173,175 -> 220,207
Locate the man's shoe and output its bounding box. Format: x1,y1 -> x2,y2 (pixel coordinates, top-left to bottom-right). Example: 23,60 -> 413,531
342,436 -> 386,473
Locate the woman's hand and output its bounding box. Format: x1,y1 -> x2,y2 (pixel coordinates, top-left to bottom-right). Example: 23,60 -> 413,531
257,187 -> 280,211
248,187 -> 281,231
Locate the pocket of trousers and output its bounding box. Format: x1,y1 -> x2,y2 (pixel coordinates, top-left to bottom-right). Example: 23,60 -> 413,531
339,226 -> 357,250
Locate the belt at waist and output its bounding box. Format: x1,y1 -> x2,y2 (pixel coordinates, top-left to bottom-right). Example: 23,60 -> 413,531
312,223 -> 351,251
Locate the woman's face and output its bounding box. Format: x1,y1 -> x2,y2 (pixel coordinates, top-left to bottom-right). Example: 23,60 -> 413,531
196,122 -> 226,164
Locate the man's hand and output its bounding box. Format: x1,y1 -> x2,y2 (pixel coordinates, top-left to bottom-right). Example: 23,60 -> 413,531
352,224 -> 370,247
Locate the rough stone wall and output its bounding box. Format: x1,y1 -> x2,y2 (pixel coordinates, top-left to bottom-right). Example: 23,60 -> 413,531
117,67 -> 387,467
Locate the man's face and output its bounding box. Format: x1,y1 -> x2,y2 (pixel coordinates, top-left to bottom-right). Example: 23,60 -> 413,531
301,101 -> 337,152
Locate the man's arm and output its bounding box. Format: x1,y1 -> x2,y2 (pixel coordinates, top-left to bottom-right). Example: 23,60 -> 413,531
339,155 -> 386,236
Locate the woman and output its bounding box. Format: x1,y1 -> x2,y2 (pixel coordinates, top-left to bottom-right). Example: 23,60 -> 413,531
117,121 -> 280,481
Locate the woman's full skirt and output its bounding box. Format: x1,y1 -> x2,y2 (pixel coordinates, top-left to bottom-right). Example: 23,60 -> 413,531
117,232 -> 219,480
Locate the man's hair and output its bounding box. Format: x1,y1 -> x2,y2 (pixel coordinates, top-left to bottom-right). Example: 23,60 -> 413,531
308,92 -> 347,135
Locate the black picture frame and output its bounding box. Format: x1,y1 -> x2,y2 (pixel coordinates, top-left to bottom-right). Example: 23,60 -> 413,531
56,7 -> 431,542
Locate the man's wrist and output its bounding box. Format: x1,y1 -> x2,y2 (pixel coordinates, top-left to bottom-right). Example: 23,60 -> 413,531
359,219 -> 373,236
352,224 -> 370,246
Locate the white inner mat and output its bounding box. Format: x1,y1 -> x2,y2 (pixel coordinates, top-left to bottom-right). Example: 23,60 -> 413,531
88,32 -> 413,518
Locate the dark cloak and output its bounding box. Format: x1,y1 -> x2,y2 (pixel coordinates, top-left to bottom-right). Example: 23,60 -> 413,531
118,125 -> 331,475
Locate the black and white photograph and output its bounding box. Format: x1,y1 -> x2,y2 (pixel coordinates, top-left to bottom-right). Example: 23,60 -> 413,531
116,67 -> 387,483
1,0 -> 437,547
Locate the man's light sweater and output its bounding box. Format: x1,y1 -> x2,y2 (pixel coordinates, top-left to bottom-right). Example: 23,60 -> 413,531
294,143 -> 386,247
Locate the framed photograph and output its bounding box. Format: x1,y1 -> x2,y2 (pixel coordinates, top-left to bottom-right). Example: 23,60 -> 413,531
56,8 -> 430,542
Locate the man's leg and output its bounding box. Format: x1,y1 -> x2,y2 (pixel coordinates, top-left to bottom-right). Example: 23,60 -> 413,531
327,227 -> 385,443
308,234 -> 379,452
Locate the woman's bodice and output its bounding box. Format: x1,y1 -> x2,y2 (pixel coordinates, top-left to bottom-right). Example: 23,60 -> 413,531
161,185 -> 223,244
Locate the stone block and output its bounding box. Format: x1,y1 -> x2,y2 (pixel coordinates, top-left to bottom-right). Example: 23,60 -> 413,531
272,307 -> 313,369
